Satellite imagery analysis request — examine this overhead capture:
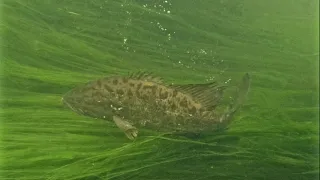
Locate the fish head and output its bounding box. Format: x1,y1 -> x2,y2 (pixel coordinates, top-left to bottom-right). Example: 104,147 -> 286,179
61,87 -> 87,115
61,84 -> 115,118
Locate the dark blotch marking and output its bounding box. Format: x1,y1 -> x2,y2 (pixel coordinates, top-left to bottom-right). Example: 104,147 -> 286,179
172,89 -> 178,97
92,90 -> 103,98
127,89 -> 133,97
142,85 -> 157,95
104,84 -> 113,92
82,86 -> 92,94
179,97 -> 188,107
176,115 -> 184,121
160,91 -> 168,99
136,90 -> 141,98
171,103 -> 177,111
189,106 -> 197,114
141,93 -> 149,100
137,83 -> 142,90
116,89 -> 124,95
96,80 -> 102,88
158,88 -> 162,98
122,78 -> 128,83
113,79 -> 118,85
152,86 -> 157,95
129,83 -> 135,87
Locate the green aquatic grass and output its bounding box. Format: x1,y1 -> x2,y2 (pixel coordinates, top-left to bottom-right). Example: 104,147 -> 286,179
1,0 -> 319,179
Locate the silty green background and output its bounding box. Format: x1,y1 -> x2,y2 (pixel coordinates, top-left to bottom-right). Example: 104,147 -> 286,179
1,0 -> 319,179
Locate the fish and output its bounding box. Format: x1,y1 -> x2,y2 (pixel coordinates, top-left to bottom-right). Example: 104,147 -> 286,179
62,72 -> 251,140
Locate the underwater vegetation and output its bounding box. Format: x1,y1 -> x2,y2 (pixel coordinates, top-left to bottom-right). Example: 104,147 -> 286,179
1,0 -> 318,179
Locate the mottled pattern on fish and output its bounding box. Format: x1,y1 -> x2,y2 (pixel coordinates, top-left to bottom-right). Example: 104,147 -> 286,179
62,72 -> 250,136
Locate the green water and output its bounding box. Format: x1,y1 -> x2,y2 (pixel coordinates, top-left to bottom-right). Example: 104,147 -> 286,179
1,0 -> 319,179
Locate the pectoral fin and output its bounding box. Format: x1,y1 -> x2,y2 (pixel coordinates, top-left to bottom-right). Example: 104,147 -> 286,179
113,116 -> 138,140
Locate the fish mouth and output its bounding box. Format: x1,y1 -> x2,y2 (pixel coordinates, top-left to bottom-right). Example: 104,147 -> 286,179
62,97 -> 84,115
62,97 -> 76,111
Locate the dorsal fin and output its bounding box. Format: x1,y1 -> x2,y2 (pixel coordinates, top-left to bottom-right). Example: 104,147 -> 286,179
128,71 -> 164,84
170,82 -> 227,110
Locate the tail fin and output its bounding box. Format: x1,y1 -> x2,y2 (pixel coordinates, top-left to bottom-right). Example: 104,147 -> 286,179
230,72 -> 251,114
218,73 -> 251,128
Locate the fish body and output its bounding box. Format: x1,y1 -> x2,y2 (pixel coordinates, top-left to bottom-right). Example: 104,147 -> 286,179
62,72 -> 250,139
